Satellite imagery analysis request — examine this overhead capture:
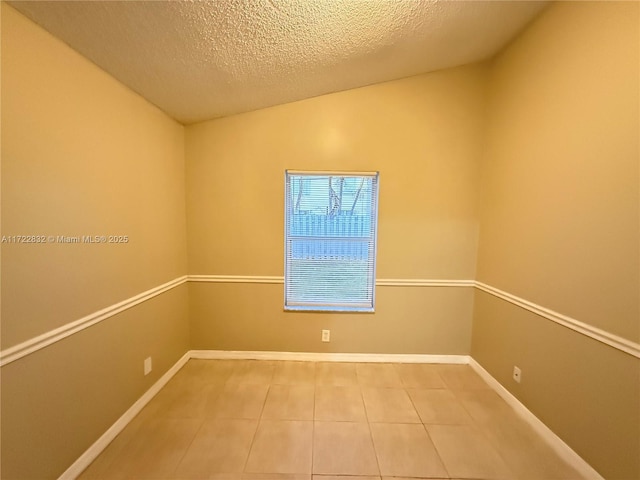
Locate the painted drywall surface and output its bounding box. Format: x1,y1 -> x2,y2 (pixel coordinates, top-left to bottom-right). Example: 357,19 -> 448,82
1,5 -> 190,479
1,3 -> 188,349
0,285 -> 189,480
190,283 -> 474,354
477,0 -> 639,342
473,2 -> 640,479
186,64 -> 486,353
472,291 -> 639,479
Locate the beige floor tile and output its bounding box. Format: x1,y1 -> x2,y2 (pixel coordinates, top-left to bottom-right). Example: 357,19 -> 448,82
173,418 -> 258,478
245,475 -> 311,480
209,474 -> 243,480
381,478 -> 447,480
262,385 -> 315,420
97,418 -> 202,479
245,420 -> 313,474
77,416 -> 148,479
369,423 -> 447,478
437,364 -> 489,389
212,383 -> 269,419
210,474 -> 243,480
356,364 -> 403,387
316,476 -> 380,480
427,424 -> 512,479
453,388 -> 585,478
407,388 -> 472,425
313,422 -> 380,475
147,382 -> 223,419
362,388 -> 420,423
177,359 -> 238,385
273,361 -> 316,385
82,360 -> 587,480
453,388 -> 517,425
131,380 -> 185,422
227,360 -> 276,384
393,363 -> 447,388
477,414 -> 586,479
315,362 -> 359,386
315,386 -> 367,422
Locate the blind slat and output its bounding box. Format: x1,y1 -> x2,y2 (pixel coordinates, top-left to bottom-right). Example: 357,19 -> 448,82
284,171 -> 379,312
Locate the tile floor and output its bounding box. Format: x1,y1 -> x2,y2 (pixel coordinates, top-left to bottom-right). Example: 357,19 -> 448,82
79,360 -> 586,480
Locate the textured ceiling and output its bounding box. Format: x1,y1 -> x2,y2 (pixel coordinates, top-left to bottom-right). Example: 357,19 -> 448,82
9,0 -> 548,124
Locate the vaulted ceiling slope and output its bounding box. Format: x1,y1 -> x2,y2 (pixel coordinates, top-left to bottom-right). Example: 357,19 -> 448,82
9,0 -> 548,124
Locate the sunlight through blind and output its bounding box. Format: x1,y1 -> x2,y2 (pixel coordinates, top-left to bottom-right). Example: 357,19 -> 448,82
284,171 -> 379,312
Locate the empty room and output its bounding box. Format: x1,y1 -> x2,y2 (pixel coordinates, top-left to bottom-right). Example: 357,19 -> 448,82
1,1 -> 638,479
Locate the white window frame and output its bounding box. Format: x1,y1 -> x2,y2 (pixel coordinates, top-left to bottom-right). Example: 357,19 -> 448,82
284,170 -> 379,312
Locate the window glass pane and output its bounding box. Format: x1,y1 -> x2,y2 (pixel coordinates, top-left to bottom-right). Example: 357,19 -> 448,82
284,171 -> 379,312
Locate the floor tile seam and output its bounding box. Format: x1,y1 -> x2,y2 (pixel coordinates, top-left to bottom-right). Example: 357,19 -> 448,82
445,387 -> 499,427
426,420 -> 517,480
417,421 -> 452,480
241,384 -> 272,474
314,420 -> 371,426
431,365 -> 450,390
441,410 -> 518,478
419,419 -> 475,427
367,418 -> 423,425
403,384 -> 429,425
365,410 -> 382,478
167,416 -> 213,479
156,360 -> 520,480
434,387 -> 508,456
310,428 -> 380,477
311,381 -> 317,478
80,425 -> 132,479
311,476 -> 382,480
360,383 -> 383,478
356,381 -> 368,425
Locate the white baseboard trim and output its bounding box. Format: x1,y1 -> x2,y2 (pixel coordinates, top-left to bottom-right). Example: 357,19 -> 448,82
62,349 -> 466,478
468,358 -> 604,480
62,350 -> 602,480
189,349 -> 469,364
58,351 -> 191,480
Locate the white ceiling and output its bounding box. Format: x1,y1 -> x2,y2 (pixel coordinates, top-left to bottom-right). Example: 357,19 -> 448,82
10,0 -> 548,124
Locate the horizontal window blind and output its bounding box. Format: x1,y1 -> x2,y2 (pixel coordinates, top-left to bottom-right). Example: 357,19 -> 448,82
284,171 -> 379,312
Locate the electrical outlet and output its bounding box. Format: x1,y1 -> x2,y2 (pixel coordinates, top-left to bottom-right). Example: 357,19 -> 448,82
322,329 -> 330,342
144,357 -> 152,376
513,366 -> 522,383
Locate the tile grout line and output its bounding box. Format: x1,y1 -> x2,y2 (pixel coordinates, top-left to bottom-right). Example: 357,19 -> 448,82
365,403 -> 384,477
420,423 -> 452,480
448,385 -> 518,479
241,361 -> 272,476
74,358 -> 591,480
359,365 -> 384,478
169,414 -> 207,478
311,362 -> 317,477
404,364 -> 452,479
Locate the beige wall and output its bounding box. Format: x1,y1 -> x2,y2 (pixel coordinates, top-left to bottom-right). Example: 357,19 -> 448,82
3,1 -> 640,479
473,2 -> 640,479
1,4 -> 189,478
186,64 -> 487,353
477,1 -> 639,341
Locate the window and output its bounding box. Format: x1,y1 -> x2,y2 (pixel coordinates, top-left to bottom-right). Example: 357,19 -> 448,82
284,171 -> 379,312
